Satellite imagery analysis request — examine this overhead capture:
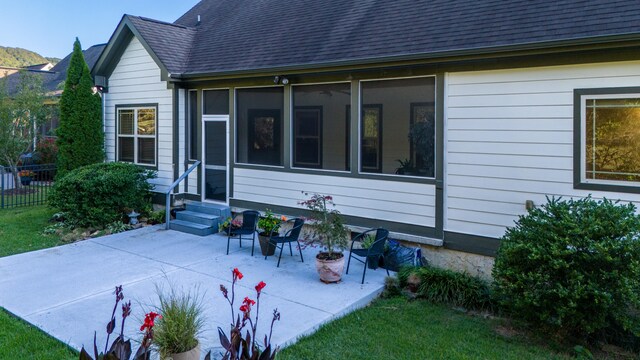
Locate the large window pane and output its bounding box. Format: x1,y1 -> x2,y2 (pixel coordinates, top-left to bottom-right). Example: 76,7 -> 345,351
137,109 -> 156,135
138,138 -> 155,165
236,87 -> 284,166
118,137 -> 134,162
118,110 -> 134,135
585,98 -> 640,182
204,89 -> 229,115
292,83 -> 350,170
360,77 -> 435,177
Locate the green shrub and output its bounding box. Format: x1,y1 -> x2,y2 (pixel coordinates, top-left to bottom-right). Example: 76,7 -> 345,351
49,162 -> 155,228
399,266 -> 493,311
493,196 -> 640,341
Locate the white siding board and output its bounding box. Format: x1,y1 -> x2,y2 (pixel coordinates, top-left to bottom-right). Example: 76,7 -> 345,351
233,168 -> 435,227
446,60 -> 640,238
104,37 -> 173,192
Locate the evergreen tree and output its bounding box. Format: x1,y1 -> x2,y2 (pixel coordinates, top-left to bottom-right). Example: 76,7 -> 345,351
56,38 -> 103,177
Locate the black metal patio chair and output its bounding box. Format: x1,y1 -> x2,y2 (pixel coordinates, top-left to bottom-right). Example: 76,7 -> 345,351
226,210 -> 260,256
346,228 -> 390,284
265,218 -> 305,267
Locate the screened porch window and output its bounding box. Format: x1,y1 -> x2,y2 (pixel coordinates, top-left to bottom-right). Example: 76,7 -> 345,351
236,87 -> 284,166
360,77 -> 435,177
292,83 -> 350,171
583,97 -> 640,183
117,106 -> 156,166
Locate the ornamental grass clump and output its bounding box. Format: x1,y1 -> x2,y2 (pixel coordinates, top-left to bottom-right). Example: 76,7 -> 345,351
493,196 -> 640,344
153,285 -> 205,358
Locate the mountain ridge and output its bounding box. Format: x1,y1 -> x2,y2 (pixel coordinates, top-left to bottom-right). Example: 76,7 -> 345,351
0,46 -> 59,68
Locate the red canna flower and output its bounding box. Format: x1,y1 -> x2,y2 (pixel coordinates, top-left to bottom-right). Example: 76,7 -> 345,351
255,281 -> 266,294
243,297 -> 256,306
233,268 -> 243,280
140,312 -> 162,331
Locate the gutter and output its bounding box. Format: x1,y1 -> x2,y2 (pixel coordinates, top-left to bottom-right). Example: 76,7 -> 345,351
167,32 -> 640,81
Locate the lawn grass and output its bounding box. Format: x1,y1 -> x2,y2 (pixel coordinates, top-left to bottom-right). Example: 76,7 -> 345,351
0,308 -> 76,359
0,205 -> 62,258
280,297 -> 570,360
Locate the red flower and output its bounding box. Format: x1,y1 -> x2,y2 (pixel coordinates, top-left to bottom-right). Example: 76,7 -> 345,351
140,312 -> 162,331
233,268 -> 243,280
255,281 -> 266,294
239,305 -> 248,313
243,297 -> 256,306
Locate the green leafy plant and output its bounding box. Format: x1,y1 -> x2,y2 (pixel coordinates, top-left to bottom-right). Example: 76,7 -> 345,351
493,196 -> 640,342
145,210 -> 165,225
153,285 -> 205,358
299,192 -> 349,260
79,285 -> 154,360
399,266 -> 493,311
106,221 -> 133,234
394,158 -> 414,175
257,209 -> 285,236
48,162 -> 155,228
219,217 -> 243,234
360,233 -> 376,249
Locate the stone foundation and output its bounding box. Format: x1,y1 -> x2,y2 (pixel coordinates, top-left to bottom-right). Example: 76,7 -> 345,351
419,245 -> 495,281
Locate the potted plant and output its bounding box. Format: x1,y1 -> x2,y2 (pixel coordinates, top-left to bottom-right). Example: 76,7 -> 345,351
300,193 -> 349,283
257,209 -> 285,256
219,217 -> 242,235
18,169 -> 34,186
153,286 -> 205,360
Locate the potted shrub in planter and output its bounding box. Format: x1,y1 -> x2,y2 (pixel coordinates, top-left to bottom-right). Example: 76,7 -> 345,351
153,286 -> 205,360
257,210 -> 285,256
18,169 -> 34,186
300,193 -> 349,283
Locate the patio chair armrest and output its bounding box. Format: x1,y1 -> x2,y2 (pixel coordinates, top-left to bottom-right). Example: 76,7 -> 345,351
282,218 -> 304,238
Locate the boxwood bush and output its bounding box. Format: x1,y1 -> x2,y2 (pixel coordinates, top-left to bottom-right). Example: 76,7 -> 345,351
49,162 -> 156,228
493,196 -> 640,341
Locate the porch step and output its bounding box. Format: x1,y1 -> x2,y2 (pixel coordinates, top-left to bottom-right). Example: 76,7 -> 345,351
169,202 -> 231,237
169,219 -> 216,236
185,201 -> 232,219
176,210 -> 220,227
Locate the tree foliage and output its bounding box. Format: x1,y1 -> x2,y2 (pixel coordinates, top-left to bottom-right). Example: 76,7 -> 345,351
56,38 -> 103,178
0,70 -> 48,186
0,46 -> 49,68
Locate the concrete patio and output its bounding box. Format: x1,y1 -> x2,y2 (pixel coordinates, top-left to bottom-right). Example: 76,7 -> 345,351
0,225 -> 386,357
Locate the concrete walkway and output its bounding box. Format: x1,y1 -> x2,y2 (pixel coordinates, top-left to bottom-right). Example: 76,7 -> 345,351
0,226 -> 386,356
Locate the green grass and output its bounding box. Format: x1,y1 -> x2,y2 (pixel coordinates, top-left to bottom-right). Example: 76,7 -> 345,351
280,297 -> 569,360
0,308 -> 76,359
0,205 -> 63,257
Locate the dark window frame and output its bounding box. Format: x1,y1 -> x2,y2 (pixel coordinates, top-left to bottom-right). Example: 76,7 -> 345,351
115,103 -> 158,169
574,87 -> 640,194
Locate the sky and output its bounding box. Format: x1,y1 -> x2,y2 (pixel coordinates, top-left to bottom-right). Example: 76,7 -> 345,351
0,0 -> 201,59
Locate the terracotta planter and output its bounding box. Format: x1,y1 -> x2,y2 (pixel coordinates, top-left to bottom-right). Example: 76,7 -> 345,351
164,343 -> 200,360
315,252 -> 345,283
258,233 -> 277,256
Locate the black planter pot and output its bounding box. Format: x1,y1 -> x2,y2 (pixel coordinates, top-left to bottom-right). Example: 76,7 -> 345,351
258,233 -> 277,256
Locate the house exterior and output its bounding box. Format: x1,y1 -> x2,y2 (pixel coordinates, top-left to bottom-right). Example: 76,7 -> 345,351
92,0 -> 640,264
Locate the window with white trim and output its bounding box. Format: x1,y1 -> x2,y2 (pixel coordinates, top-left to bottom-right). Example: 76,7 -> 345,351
117,106 -> 156,166
579,93 -> 640,186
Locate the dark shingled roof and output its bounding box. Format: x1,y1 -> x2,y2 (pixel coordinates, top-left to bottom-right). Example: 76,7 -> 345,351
118,0 -> 640,77
6,44 -> 106,96
127,16 -> 196,74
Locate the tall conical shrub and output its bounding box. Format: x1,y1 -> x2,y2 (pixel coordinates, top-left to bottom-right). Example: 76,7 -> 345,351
56,38 -> 104,177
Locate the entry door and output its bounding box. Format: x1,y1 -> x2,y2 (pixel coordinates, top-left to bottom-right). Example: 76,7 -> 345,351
202,115 -> 229,203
